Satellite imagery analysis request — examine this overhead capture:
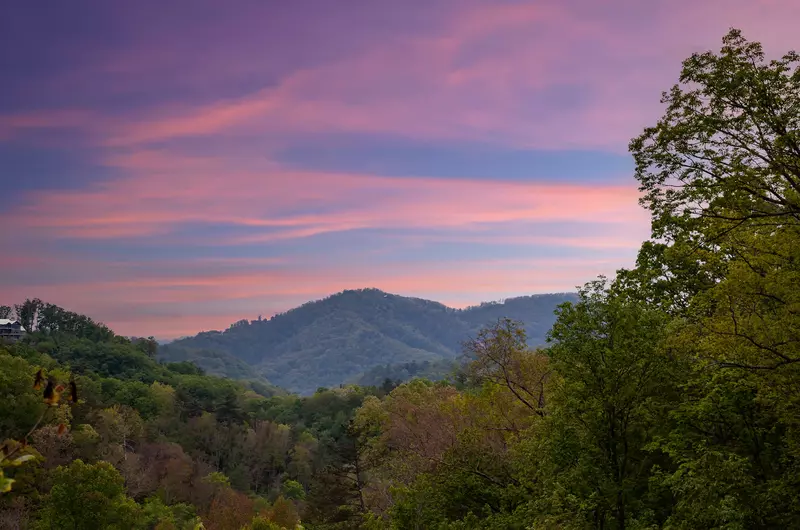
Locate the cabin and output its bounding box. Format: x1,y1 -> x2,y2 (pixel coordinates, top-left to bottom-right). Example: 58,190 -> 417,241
0,318 -> 26,342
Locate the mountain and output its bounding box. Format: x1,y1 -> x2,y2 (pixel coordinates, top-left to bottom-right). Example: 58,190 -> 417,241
159,288 -> 578,394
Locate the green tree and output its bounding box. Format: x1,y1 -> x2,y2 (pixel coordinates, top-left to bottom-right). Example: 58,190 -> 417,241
620,28 -> 800,528
281,479 -> 306,501
140,496 -> 202,530
134,336 -> 159,358
653,365 -> 798,528
243,515 -> 281,530
0,353 -> 47,440
528,280 -> 680,529
14,298 -> 43,334
34,459 -> 144,529
625,28 -> 800,312
647,208 -> 800,528
90,404 -> 145,461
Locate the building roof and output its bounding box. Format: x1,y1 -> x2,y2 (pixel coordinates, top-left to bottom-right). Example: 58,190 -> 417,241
0,319 -> 26,331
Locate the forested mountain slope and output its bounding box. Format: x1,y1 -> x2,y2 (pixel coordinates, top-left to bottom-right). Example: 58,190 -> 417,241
0,298 -> 382,529
159,289 -> 577,394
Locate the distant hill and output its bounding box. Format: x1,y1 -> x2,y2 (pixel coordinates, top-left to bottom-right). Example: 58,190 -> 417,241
159,288 -> 578,394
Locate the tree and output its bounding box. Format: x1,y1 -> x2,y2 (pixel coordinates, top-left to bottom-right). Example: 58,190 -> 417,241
626,28 -> 800,312
0,353 -> 47,440
266,496 -> 299,529
34,459 -> 144,529
529,280 -> 680,529
203,478 -> 255,530
463,318 -> 550,422
14,299 -> 42,334
645,202 -> 800,528
621,28 -> 800,527
0,306 -> 11,319
141,442 -> 195,505
90,405 -> 144,467
140,496 -> 202,530
305,421 -> 371,528
281,479 -> 306,501
33,302 -> 115,341
286,431 -> 318,490
354,373 -> 530,528
134,337 -> 159,358
652,362 -> 798,528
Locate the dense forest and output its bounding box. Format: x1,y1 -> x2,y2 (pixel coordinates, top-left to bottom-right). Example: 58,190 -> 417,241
159,290 -> 576,394
0,298 -> 393,529
347,358 -> 461,388
3,29 -> 800,529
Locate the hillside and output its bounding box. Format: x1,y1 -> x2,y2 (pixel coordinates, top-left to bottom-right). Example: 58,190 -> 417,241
159,288 -> 577,394
347,358 -> 462,388
0,297 -> 382,529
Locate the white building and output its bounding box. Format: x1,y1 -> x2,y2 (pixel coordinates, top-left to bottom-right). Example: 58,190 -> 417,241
0,319 -> 26,342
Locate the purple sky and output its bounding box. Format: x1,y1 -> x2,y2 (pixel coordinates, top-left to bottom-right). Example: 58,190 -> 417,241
1,0 -> 798,338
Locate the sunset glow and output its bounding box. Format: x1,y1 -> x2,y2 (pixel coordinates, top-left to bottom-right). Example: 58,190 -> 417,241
2,0 -> 798,338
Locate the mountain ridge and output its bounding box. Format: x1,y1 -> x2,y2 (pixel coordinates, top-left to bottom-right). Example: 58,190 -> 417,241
158,288 -> 578,394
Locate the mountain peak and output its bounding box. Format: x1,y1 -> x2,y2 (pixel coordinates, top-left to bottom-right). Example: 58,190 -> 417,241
159,290 -> 577,394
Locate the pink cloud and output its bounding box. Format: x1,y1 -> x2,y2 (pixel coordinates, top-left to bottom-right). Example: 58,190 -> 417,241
2,1 -> 798,152
1,254 -> 615,338
0,109 -> 96,141
0,5 -> 622,148
0,147 -> 646,337
402,232 -> 647,251
5,0 -> 799,339
5,153 -> 647,242
81,0 -> 798,152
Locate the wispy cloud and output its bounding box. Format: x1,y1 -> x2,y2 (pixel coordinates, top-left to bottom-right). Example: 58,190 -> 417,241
5,153 -> 646,242
2,0 -> 798,336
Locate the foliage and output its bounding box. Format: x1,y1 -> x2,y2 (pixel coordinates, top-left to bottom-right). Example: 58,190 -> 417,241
33,459 -> 143,530
527,281 -> 681,529
349,358 -> 461,389
281,479 -> 306,501
0,358 -> 75,496
243,516 -> 282,530
0,300 -> 378,528
623,28 -> 800,313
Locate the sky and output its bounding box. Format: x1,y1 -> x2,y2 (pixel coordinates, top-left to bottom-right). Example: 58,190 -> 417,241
1,0 -> 798,339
